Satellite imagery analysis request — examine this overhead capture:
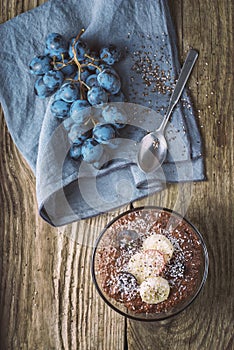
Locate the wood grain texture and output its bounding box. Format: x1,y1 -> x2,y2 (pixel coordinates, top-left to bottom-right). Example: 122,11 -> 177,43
0,1 -> 233,350
133,1 -> 234,349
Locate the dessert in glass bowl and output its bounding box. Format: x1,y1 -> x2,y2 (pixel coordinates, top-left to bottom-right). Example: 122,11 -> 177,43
91,206 -> 209,321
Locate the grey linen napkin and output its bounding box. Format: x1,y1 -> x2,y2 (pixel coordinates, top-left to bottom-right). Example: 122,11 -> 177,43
0,0 -> 205,226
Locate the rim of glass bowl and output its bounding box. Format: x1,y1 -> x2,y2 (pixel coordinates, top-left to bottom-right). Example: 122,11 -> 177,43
91,205 -> 209,322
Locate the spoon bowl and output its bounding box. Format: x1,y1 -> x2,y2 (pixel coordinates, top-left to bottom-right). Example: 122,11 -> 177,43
137,49 -> 198,173
137,131 -> 167,173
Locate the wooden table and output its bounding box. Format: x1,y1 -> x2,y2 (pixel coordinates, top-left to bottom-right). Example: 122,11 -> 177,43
0,1 -> 233,349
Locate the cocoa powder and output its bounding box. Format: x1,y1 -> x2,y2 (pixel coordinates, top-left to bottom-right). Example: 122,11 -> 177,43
95,208 -> 205,315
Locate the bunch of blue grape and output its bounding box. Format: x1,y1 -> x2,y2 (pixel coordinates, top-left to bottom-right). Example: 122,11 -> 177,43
29,29 -> 128,168
66,103 -> 129,169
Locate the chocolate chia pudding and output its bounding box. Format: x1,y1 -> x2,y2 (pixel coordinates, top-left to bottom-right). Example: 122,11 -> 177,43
92,207 -> 208,320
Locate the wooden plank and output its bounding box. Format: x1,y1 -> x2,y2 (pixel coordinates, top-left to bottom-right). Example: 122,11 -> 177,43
130,0 -> 233,349
0,1 -> 126,349
0,109 -> 126,350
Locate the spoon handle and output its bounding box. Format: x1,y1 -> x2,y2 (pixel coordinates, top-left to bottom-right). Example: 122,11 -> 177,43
159,49 -> 198,132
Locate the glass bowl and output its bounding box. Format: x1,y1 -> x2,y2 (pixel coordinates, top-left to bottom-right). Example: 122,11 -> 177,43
91,206 -> 209,321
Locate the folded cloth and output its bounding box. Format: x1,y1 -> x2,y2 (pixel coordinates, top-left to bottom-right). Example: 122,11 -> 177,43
0,0 -> 205,227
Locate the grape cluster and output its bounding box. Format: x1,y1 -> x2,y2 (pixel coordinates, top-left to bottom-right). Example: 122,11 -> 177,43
29,29 -> 128,168
66,103 -> 128,169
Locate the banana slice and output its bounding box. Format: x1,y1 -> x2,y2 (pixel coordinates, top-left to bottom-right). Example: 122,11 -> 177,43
127,252 -> 145,283
128,250 -> 165,283
143,234 -> 174,263
139,277 -> 170,304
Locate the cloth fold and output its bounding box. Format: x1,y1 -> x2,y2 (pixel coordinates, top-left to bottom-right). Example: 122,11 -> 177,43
0,0 -> 205,227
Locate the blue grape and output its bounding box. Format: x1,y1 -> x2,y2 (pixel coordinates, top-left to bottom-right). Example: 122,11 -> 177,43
72,68 -> 91,82
43,70 -> 64,90
58,82 -> 80,103
69,38 -> 89,60
71,99 -> 90,109
108,90 -> 125,102
29,55 -> 52,75
96,64 -> 114,75
70,100 -> 91,124
55,59 -> 76,76
100,45 -> 121,65
85,51 -> 100,71
45,33 -> 68,58
97,69 -> 121,94
72,129 -> 91,146
81,138 -> 104,163
70,144 -> 82,160
92,123 -> 116,144
68,124 -> 85,143
63,117 -> 74,131
87,86 -> 108,105
34,77 -> 53,98
44,47 -> 52,57
86,74 -> 99,88
97,65 -> 119,79
53,89 -> 64,101
51,99 -> 70,119
44,48 -> 67,62
80,68 -> 91,81
102,105 -> 127,126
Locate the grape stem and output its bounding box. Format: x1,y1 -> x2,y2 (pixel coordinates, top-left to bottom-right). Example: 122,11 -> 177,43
70,29 -> 94,96
91,118 -> 98,126
75,28 -> 85,41
71,31 -> 84,73
65,75 -> 90,90
82,62 -> 101,71
84,53 -> 101,61
51,29 -> 103,98
52,52 -> 74,71
80,80 -> 90,90
52,29 -> 102,84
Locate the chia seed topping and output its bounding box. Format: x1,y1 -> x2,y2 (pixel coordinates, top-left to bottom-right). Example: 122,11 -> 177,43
94,208 -> 205,315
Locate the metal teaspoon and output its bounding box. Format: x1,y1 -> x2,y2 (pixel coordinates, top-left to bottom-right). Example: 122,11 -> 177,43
137,49 -> 198,173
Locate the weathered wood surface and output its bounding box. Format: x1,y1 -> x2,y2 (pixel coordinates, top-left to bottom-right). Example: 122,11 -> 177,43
0,0 -> 233,349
